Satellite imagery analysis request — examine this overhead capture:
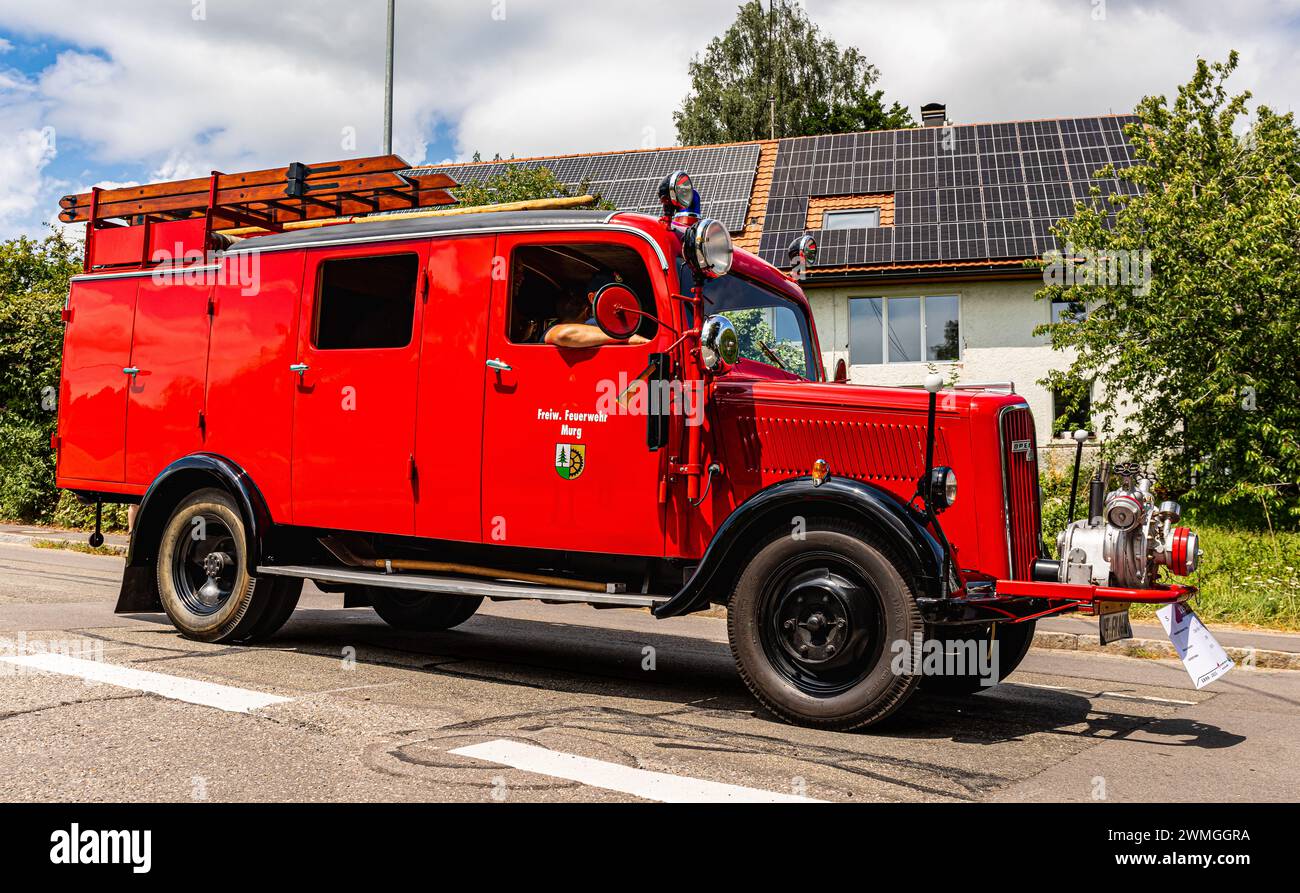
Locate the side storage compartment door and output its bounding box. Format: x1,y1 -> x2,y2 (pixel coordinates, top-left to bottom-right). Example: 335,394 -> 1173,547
56,275 -> 139,486
290,242 -> 427,535
412,236 -> 494,543
203,250 -> 305,522
124,274 -> 213,486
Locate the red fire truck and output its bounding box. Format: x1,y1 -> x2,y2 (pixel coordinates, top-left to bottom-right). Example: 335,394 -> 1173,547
53,157 -> 1202,729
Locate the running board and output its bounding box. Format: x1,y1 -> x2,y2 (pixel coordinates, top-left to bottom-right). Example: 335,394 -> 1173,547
256,565 -> 668,609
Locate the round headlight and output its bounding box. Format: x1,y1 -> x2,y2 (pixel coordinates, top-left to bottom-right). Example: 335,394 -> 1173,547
928,466 -> 957,509
684,217 -> 733,280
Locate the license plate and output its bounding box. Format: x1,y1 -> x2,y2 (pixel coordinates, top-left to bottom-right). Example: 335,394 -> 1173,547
1098,602 -> 1133,645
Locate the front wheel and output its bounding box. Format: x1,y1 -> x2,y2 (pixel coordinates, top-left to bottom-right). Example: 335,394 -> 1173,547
727,521 -> 923,731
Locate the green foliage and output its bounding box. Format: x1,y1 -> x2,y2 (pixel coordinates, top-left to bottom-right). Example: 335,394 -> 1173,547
721,308 -> 805,376
1033,53 -> 1300,521
674,0 -> 913,144
1038,450 -> 1299,629
454,164 -> 613,210
0,230 -> 82,523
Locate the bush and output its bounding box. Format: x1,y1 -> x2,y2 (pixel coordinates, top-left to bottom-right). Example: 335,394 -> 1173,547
0,231 -> 80,525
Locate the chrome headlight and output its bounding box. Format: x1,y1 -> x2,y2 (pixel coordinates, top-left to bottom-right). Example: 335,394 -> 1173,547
683,217 -> 733,280
928,466 -> 957,510
700,314 -> 739,372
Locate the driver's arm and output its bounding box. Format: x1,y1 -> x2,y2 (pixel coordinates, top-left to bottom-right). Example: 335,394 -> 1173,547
545,324 -> 649,349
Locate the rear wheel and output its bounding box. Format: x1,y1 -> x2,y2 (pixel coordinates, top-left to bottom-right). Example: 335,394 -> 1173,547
156,488 -> 295,643
727,521 -> 923,731
355,586 -> 483,631
919,620 -> 1036,695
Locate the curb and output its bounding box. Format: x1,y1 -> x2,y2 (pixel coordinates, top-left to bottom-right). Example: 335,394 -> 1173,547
1031,630 -> 1300,671
0,531 -> 127,556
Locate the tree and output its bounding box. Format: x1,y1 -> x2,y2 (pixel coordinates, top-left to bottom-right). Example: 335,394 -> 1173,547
721,308 -> 805,376
0,230 -> 81,521
1035,53 -> 1300,520
454,164 -> 611,209
674,0 -> 913,145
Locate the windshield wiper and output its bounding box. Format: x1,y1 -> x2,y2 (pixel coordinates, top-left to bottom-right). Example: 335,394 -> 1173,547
757,339 -> 788,371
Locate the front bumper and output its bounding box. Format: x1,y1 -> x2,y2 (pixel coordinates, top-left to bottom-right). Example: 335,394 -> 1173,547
994,580 -> 1196,606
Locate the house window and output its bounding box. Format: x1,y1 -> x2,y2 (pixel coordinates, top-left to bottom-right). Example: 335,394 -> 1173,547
1052,382 -> 1093,436
314,254 -> 419,350
849,294 -> 961,364
822,208 -> 880,231
1051,298 -> 1087,324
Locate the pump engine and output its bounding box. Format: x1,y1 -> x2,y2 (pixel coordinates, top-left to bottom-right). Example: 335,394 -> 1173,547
1055,464 -> 1201,588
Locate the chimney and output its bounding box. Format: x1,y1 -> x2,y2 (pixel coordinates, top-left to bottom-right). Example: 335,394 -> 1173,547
920,102 -> 947,127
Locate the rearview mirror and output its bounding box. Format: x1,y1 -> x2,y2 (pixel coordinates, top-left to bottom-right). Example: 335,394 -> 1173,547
592,283 -> 642,340
700,315 -> 739,372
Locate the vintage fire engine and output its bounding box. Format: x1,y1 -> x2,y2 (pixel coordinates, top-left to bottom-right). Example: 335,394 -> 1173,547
53,156 -> 1203,729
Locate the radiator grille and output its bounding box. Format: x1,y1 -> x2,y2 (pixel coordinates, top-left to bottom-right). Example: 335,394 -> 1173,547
1000,406 -> 1042,580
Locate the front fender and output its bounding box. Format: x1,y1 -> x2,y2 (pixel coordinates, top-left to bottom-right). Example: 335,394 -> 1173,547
654,475 -> 945,618
115,453 -> 272,613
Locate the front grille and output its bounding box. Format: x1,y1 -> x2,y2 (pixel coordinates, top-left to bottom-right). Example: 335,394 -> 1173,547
1000,406 -> 1042,580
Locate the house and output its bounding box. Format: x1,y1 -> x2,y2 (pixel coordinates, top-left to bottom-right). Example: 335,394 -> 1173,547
407,107 -> 1139,449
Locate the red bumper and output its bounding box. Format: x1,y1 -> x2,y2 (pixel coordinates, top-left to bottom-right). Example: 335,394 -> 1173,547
994,580 -> 1196,605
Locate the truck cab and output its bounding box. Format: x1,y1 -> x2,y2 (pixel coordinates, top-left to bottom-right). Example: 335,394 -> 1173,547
54,162 -> 1203,730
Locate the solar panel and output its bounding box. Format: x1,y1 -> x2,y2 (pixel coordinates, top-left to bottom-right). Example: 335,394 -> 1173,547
757,115 -> 1139,267
403,143 -> 763,233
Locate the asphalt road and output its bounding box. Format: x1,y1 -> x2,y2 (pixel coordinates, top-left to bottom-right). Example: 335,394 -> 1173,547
1,541 -> 1296,803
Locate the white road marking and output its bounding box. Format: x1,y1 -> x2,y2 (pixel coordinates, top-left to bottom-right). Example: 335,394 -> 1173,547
1015,681 -> 1196,706
0,653 -> 290,713
450,738 -> 824,803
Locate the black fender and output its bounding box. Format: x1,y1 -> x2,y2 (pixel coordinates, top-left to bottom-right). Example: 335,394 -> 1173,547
115,453 -> 273,613
654,475 -> 944,618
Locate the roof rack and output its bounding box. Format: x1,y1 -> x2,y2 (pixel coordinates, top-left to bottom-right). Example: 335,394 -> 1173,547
60,154 -> 459,272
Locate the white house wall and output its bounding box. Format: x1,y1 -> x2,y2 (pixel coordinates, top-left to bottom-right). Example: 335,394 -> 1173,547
804,277 -> 1081,450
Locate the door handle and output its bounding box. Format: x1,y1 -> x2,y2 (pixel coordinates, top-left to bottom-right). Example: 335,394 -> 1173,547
485,358 -> 512,372
122,366 -> 140,380
289,363 -> 309,379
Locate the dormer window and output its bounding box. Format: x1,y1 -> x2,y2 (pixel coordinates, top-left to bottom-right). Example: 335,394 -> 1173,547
822,208 -> 881,231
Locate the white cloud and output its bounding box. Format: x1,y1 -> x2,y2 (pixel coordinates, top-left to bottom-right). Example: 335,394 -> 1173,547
820,0 -> 1300,124
0,0 -> 1297,240
0,64 -> 58,238
0,37 -> 11,53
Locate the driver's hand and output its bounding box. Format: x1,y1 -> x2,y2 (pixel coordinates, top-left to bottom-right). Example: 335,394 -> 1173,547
629,334 -> 650,345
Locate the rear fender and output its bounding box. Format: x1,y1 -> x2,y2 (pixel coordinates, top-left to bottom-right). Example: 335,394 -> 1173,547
115,454 -> 272,613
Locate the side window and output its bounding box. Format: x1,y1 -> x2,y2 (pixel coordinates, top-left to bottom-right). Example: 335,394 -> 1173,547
508,243 -> 657,345
314,254 -> 419,350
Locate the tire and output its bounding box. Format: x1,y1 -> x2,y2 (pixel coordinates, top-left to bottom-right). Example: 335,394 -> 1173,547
156,488 -> 282,643
241,576 -> 304,642
919,620 -> 1036,696
727,520 -> 923,731
360,586 -> 483,631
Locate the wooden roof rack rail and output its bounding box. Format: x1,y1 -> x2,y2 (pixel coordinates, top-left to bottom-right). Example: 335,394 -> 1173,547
61,154 -> 459,272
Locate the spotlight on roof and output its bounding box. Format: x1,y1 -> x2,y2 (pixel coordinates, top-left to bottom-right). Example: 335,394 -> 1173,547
658,170 -> 700,221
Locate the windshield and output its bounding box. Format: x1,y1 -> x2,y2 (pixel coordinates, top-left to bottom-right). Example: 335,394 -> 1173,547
679,261 -> 818,380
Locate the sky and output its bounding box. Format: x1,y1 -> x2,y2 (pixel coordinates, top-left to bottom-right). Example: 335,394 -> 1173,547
0,0 -> 1296,240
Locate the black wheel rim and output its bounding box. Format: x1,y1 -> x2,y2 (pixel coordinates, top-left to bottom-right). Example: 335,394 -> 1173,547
758,552 -> 885,697
171,512 -> 239,617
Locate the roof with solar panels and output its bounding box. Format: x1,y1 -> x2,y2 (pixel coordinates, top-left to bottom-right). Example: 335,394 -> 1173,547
406,112 -> 1140,280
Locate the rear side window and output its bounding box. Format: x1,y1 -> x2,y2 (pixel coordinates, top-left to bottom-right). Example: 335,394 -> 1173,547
314,254 -> 419,350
